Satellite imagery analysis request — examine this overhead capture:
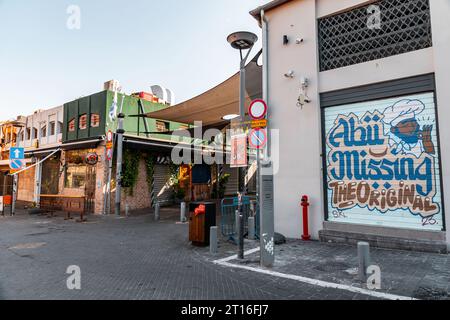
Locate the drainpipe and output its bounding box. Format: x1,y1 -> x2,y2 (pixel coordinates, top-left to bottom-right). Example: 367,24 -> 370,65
261,10 -> 270,160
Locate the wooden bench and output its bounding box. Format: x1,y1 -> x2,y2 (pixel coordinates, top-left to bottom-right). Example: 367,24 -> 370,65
39,195 -> 87,222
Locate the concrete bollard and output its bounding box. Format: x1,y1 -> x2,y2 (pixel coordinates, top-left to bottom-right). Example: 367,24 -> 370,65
154,202 -> 160,221
358,242 -> 371,282
248,217 -> 256,240
125,203 -> 130,217
180,202 -> 187,223
210,226 -> 218,254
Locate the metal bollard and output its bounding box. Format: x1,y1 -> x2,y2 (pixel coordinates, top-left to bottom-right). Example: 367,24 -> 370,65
248,217 -> 255,240
154,202 -> 160,221
235,210 -> 240,238
210,226 -> 218,254
180,202 -> 187,223
238,213 -> 244,260
125,203 -> 130,217
358,242 -> 371,282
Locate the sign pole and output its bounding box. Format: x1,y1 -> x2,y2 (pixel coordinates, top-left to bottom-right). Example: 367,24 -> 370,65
114,114 -> 125,216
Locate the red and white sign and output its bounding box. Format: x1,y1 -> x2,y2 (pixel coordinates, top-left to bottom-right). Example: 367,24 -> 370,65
106,130 -> 114,161
230,134 -> 248,168
248,128 -> 267,150
248,99 -> 267,120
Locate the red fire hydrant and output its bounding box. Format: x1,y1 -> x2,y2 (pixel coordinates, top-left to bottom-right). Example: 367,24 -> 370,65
301,195 -> 311,241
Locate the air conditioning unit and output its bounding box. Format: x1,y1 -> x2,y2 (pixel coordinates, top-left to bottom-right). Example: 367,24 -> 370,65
104,80 -> 121,92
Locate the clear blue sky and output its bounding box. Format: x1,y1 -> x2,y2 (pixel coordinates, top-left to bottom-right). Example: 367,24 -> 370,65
0,0 -> 267,120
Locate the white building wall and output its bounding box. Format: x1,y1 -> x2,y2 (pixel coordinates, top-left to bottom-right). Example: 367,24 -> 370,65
19,106 -> 63,150
429,0 -> 450,250
264,0 -> 449,245
265,0 -> 323,239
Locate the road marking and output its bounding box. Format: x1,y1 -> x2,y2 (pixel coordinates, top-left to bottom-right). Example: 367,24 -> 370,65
213,247 -> 417,301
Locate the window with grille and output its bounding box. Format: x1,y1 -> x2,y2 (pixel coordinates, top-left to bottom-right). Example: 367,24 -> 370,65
68,119 -> 76,132
79,114 -> 87,130
318,0 -> 432,72
156,120 -> 170,132
90,114 -> 100,128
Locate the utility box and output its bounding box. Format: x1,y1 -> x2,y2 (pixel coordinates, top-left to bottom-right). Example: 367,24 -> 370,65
189,202 -> 216,246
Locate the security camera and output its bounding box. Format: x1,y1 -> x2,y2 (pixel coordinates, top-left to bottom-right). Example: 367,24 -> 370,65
297,94 -> 311,107
284,70 -> 295,78
296,38 -> 304,44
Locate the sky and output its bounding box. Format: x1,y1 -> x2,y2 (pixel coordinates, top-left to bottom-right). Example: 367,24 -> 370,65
0,0 -> 267,120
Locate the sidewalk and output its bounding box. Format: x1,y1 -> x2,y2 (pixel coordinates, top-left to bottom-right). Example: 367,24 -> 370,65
206,238 -> 450,300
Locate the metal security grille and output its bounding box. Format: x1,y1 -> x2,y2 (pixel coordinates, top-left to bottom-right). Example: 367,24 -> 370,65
318,0 -> 432,72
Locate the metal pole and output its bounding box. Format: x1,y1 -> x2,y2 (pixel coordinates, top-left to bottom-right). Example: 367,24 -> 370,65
11,126 -> 22,216
260,9 -> 275,268
238,213 -> 244,259
114,113 -> 125,216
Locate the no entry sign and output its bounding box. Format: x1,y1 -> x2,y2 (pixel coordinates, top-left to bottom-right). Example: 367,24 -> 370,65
248,99 -> 267,120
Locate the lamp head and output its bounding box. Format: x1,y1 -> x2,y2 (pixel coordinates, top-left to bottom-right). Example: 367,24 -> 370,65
227,31 -> 258,50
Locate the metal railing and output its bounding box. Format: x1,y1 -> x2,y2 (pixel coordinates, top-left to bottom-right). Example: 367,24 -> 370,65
220,196 -> 259,244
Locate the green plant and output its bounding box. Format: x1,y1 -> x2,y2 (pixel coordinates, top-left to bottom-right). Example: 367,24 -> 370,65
145,154 -> 156,196
122,148 -> 141,196
212,173 -> 231,199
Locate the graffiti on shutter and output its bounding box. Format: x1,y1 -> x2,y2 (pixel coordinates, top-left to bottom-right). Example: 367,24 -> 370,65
324,92 -> 443,231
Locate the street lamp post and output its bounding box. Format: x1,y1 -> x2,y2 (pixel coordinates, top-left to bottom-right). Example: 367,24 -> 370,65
227,31 -> 258,259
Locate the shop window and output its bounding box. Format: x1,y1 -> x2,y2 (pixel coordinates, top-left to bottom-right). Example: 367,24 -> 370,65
65,150 -> 87,189
65,165 -> 86,189
91,113 -> 100,128
156,120 -> 170,132
79,114 -> 88,130
49,121 -> 56,136
68,119 -> 76,132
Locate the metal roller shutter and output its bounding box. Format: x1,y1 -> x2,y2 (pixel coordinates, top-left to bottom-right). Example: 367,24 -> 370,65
320,74 -> 444,231
153,165 -> 172,204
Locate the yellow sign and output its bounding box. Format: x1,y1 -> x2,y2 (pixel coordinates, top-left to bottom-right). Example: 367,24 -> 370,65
251,119 -> 268,129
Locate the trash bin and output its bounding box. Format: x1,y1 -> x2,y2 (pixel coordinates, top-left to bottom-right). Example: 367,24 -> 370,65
189,202 -> 216,246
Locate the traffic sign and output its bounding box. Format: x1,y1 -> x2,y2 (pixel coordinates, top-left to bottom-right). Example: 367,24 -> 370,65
248,128 -> 267,149
249,99 -> 267,120
10,147 -> 24,160
251,119 -> 268,129
106,130 -> 114,150
9,159 -> 25,171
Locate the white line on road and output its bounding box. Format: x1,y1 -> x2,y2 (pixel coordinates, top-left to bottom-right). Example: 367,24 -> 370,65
213,247 -> 417,301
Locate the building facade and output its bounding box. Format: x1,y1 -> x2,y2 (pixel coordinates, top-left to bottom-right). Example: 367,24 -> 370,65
251,0 -> 450,252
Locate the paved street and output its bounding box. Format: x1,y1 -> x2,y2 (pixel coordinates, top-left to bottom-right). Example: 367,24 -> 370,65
0,209 -> 448,300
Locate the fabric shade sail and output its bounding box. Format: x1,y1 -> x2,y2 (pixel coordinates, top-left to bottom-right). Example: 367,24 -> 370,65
139,50 -> 262,127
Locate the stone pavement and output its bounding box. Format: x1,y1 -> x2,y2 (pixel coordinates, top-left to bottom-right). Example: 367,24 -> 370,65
0,208 -> 448,300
